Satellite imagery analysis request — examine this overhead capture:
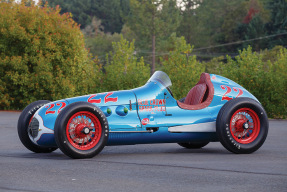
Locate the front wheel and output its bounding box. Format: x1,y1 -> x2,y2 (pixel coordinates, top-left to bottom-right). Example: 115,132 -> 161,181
54,102 -> 109,159
216,97 -> 268,154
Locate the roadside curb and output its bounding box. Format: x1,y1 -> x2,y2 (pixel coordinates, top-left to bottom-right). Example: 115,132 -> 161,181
0,110 -> 21,113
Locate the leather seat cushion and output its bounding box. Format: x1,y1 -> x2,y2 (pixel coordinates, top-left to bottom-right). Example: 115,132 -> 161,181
184,83 -> 207,105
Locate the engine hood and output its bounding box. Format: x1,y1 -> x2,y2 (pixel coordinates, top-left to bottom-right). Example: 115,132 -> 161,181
36,90 -> 137,131
64,90 -> 136,106
31,90 -> 138,147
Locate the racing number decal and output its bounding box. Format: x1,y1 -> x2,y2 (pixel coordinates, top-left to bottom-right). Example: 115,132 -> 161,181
88,94 -> 101,103
233,87 -> 243,98
45,92 -> 118,115
45,104 -> 55,114
56,102 -> 66,113
221,85 -> 232,101
221,85 -> 244,101
45,102 -> 66,115
88,92 -> 118,104
104,92 -> 118,103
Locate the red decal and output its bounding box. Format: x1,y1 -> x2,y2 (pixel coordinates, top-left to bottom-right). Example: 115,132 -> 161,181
104,92 -> 118,103
212,76 -> 216,80
138,99 -> 148,105
233,87 -> 243,98
221,85 -> 232,101
138,99 -> 142,105
141,118 -> 149,125
45,104 -> 55,115
56,102 -> 66,114
88,94 -> 101,103
45,102 -> 67,115
221,86 -> 244,101
138,98 -> 166,112
139,106 -> 153,111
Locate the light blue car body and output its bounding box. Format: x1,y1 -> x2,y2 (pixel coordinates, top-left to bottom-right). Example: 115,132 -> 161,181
32,71 -> 258,148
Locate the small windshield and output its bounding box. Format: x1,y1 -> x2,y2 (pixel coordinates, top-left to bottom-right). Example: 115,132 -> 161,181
147,71 -> 172,88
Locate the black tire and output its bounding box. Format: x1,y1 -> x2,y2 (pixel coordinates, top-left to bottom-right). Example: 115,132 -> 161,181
54,102 -> 109,159
17,100 -> 58,153
178,141 -> 209,149
216,97 -> 268,154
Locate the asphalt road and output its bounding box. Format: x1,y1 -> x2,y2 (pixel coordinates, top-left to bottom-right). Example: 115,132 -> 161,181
0,111 -> 286,192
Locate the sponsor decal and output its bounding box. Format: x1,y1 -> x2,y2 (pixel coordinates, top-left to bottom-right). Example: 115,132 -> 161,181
141,118 -> 149,125
138,99 -> 166,112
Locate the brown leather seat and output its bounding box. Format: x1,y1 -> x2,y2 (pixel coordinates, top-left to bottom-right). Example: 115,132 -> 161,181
177,73 -> 214,110
184,83 -> 207,105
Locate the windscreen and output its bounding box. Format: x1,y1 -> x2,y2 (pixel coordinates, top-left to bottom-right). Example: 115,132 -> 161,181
147,71 -> 172,88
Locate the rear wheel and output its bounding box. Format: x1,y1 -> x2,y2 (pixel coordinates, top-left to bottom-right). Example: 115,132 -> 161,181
17,100 -> 58,153
216,97 -> 268,154
178,141 -> 209,149
54,102 -> 109,159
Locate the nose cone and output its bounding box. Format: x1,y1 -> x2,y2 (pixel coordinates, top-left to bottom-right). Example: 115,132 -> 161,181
28,112 -> 55,146
28,117 -> 40,138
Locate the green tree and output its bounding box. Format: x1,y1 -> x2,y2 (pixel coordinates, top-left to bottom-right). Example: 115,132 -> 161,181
44,0 -> 92,29
45,0 -> 129,33
176,0 -> 202,45
184,0 -> 244,51
89,0 -> 130,34
178,0 -> 270,55
126,0 -> 181,74
161,36 -> 205,99
234,0 -> 270,52
265,0 -> 287,48
82,17 -> 122,63
103,36 -> 150,91
236,15 -> 268,51
0,1 -> 100,109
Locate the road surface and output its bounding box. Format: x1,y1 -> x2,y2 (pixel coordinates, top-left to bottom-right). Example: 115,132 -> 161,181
0,111 -> 286,192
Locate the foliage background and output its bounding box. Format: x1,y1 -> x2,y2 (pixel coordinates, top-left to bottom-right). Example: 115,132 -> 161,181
206,46 -> 287,118
0,1 -> 100,109
0,0 -> 286,118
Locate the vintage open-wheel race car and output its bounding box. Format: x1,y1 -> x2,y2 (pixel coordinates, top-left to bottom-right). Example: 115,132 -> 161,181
18,71 -> 269,158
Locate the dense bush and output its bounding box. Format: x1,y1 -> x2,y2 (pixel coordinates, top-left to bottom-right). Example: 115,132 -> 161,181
0,2 -> 285,118
205,46 -> 287,118
161,42 -> 286,118
0,1 -> 100,109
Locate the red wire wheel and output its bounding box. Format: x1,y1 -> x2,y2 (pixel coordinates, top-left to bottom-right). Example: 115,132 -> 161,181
230,108 -> 260,144
54,102 -> 109,159
216,97 -> 269,154
66,111 -> 102,150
